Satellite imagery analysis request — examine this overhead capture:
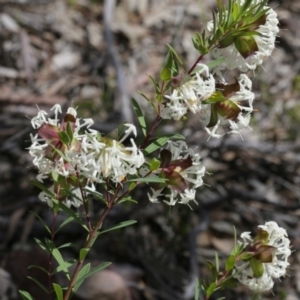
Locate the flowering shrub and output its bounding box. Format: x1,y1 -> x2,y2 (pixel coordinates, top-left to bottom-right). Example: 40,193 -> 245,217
22,1 -> 291,300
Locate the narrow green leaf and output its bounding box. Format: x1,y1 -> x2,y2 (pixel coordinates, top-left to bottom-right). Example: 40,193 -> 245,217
66,121 -> 74,143
58,243 -> 75,249
79,248 -> 89,261
98,220 -> 137,235
30,211 -> 51,234
150,158 -> 161,171
144,137 -> 169,155
160,51 -> 172,81
73,263 -> 91,292
31,179 -> 54,197
34,238 -> 48,253
58,131 -> 71,145
55,216 -> 75,234
44,239 -> 70,279
206,282 -> 217,297
53,283 -> 63,300
225,255 -> 236,272
19,290 -> 34,300
27,276 -> 48,293
194,278 -> 200,300
126,177 -> 166,183
52,200 -> 87,230
28,265 -> 48,275
131,98 -> 147,137
53,260 -> 76,275
166,44 -> 183,65
73,262 -> 111,293
215,252 -> 220,272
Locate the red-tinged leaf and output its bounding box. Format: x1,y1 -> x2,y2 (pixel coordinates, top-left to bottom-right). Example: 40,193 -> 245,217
169,156 -> 193,171
164,170 -> 188,192
160,149 -> 172,168
38,123 -> 59,142
216,79 -> 240,98
61,113 -> 76,131
216,100 -> 241,121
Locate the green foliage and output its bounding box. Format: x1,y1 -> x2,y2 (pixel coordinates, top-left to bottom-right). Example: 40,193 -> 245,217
225,255 -> 236,272
132,98 -> 147,136
19,290 -> 34,300
143,134 -> 185,156
98,220 -> 137,235
194,278 -> 200,300
73,262 -> 111,293
53,283 -> 64,300
160,44 -> 183,81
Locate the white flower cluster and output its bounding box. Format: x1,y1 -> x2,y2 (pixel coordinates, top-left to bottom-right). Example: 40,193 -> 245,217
209,0 -> 279,76
161,0 -> 279,139
205,74 -> 255,138
160,64 -> 215,120
29,104 -> 144,207
145,140 -> 205,207
233,221 -> 291,292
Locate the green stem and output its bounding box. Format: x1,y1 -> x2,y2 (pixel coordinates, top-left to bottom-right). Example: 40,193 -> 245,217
63,199 -> 114,300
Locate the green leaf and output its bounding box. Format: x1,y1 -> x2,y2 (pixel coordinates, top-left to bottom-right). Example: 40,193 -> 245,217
44,239 -> 70,279
131,98 -> 147,137
34,238 -> 48,253
225,255 -> 236,272
73,262 -> 111,293
53,283 -> 63,300
27,276 -> 48,293
126,177 -> 166,183
66,121 -> 74,143
30,211 -> 51,234
80,248 -> 89,261
73,263 -> 91,292
160,51 -> 172,81
52,200 -> 87,230
207,105 -> 219,128
194,278 -> 200,300
206,282 -> 217,297
144,137 -> 169,155
19,290 -> 34,300
250,257 -> 264,278
58,131 -> 71,145
98,220 -> 137,235
53,260 -> 76,275
215,252 -> 220,272
31,179 -> 54,197
150,158 -> 161,171
118,196 -> 138,204
28,265 -> 48,275
166,44 -> 183,65
55,216 -> 76,234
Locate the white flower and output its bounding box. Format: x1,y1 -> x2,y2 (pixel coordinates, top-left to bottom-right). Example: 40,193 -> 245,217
80,124 -> 145,183
146,140 -> 205,207
233,221 -> 291,292
208,0 -> 279,75
29,105 -> 145,206
204,74 -> 255,138
160,64 -> 215,120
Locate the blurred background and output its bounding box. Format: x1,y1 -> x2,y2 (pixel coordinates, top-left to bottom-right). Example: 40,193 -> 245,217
0,0 -> 300,299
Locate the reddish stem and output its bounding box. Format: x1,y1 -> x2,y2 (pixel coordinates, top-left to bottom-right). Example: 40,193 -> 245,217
187,54 -> 204,74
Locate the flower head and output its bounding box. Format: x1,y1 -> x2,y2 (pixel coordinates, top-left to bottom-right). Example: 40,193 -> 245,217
203,74 -> 255,138
144,140 -> 205,207
28,105 -> 145,206
207,0 -> 279,76
233,221 -> 291,292
160,64 -> 215,120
